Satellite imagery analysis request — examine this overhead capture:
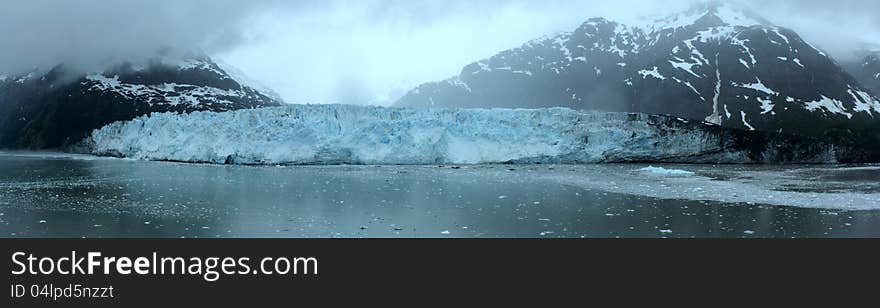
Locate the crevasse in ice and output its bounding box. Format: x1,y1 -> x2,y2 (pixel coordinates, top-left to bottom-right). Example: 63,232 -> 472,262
84,104 -> 838,165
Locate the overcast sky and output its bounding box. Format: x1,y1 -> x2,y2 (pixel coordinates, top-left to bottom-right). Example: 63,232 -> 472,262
1,0 -> 878,104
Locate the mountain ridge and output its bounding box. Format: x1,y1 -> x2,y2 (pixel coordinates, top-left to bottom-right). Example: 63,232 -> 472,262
0,55 -> 282,149
396,1 -> 880,148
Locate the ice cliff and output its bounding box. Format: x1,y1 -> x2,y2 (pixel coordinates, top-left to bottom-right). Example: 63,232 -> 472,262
82,104 -> 852,165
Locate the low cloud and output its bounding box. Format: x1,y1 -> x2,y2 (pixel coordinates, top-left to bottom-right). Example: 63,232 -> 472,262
0,0 -> 288,74
2,0 -> 877,103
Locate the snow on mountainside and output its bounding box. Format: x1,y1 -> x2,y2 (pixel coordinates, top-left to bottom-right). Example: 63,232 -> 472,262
81,57 -> 279,110
215,59 -> 286,103
0,55 -> 282,149
845,49 -> 880,97
397,1 -> 880,142
82,104 -> 862,165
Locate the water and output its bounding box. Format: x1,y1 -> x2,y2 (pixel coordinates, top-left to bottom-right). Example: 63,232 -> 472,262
0,152 -> 878,238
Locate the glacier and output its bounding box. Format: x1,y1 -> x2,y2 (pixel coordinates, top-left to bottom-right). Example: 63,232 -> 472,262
81,104 -> 847,165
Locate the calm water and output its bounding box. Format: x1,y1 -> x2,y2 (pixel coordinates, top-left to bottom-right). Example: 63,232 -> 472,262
0,152 -> 878,238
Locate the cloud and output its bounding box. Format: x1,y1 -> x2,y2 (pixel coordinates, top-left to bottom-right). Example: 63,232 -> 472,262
218,0 -> 697,104
219,0 -> 880,104
738,0 -> 880,58
2,0 -> 878,104
0,0 -> 289,74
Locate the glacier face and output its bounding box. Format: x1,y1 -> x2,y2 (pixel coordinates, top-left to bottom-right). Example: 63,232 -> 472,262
82,104 -> 848,165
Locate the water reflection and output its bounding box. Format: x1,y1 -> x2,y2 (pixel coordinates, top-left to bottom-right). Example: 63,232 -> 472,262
0,154 -> 878,238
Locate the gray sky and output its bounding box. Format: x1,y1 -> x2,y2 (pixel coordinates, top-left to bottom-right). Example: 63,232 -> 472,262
1,0 -> 878,104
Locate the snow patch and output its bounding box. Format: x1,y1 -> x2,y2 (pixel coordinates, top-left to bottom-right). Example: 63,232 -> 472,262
740,111 -> 755,131
446,77 -> 473,92
172,59 -> 228,78
15,72 -> 36,83
638,66 -> 666,80
758,98 -> 774,114
847,89 -> 880,115
673,77 -> 703,100
84,74 -> 247,108
714,5 -> 765,28
804,96 -> 853,119
706,56 -> 723,125
215,60 -> 284,102
734,78 -> 779,96
669,59 -> 702,78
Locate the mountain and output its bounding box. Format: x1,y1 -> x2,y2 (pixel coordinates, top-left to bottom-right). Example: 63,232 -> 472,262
397,2 -> 880,151
0,55 -> 282,149
844,49 -> 880,96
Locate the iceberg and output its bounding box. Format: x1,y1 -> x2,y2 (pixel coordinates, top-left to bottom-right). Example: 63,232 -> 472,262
82,104 -> 845,165
639,166 -> 695,176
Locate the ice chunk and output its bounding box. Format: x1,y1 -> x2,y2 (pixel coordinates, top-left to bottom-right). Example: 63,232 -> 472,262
639,166 -> 695,176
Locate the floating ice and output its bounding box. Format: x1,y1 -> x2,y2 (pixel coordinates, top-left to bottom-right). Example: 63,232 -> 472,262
639,166 -> 695,176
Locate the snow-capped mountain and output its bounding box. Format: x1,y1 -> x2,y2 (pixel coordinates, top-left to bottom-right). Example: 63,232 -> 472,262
397,2 -> 880,142
0,55 -> 282,149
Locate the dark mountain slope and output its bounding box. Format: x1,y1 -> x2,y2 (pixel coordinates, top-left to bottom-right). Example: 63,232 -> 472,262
0,56 -> 281,149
